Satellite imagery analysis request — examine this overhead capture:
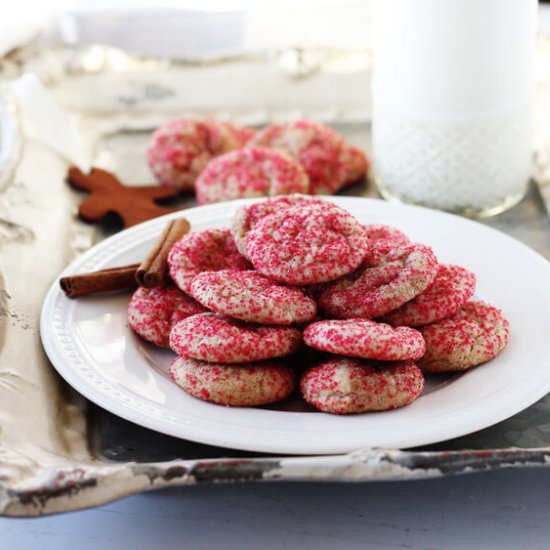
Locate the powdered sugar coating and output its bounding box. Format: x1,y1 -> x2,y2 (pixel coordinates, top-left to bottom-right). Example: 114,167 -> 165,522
147,118 -> 253,190
300,358 -> 424,414
319,241 -> 438,319
190,270 -> 317,325
169,356 -> 295,406
419,300 -> 510,373
127,285 -> 206,348
363,224 -> 410,245
303,319 -> 426,361
168,228 -> 251,295
231,194 -> 326,257
251,120 -> 368,194
382,264 -> 476,327
195,146 -> 309,205
169,312 -> 302,363
246,203 -> 369,285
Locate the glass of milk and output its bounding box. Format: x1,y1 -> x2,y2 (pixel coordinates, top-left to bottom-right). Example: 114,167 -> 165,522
371,0 -> 537,217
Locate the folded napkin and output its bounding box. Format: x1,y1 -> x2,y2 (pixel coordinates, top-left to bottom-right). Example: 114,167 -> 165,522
9,74 -> 91,173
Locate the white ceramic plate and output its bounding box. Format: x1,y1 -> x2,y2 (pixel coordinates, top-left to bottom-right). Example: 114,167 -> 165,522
40,197 -> 550,455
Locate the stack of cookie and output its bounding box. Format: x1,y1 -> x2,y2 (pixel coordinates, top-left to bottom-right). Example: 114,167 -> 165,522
127,195 -> 510,415
147,118 -> 368,204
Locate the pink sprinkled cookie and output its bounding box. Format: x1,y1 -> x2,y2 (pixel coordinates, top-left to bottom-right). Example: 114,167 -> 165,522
231,194 -> 325,257
363,224 -> 410,245
319,241 -> 438,319
251,120 -> 368,194
147,118 -> 253,190
231,123 -> 256,145
339,145 -> 369,186
246,203 -> 369,285
382,264 -> 476,327
168,228 -> 251,295
127,285 -> 206,348
169,356 -> 295,407
169,312 -> 302,363
418,300 -> 510,373
303,319 -> 425,361
300,358 -> 424,414
195,146 -> 309,205
190,270 -> 317,325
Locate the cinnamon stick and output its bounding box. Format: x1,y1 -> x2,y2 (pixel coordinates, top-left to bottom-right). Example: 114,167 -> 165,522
59,218 -> 190,298
136,218 -> 190,288
60,264 -> 140,298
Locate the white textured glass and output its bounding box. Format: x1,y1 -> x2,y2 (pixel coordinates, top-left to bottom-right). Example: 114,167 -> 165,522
372,0 -> 537,216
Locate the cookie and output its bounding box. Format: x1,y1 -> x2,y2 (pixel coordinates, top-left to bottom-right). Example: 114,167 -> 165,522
303,319 -> 425,361
231,194 -> 326,257
251,120 -> 368,194
300,358 -> 424,414
382,264 -> 476,327
363,223 -> 410,245
190,270 -> 317,325
127,285 -> 206,348
169,356 -> 295,407
231,124 -> 256,145
195,146 -> 309,205
168,228 -> 251,295
147,118 -> 253,190
169,312 -> 302,363
245,203 -> 369,285
319,241 -> 438,319
418,300 -> 510,373
339,145 -> 370,186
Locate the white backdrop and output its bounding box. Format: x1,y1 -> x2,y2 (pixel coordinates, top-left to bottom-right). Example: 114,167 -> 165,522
0,0 -> 373,58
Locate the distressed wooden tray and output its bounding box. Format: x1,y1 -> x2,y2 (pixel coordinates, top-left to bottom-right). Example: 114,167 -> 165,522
1,44 -> 550,517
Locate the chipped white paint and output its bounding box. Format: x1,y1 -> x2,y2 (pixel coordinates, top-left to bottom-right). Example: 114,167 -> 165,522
0,91 -> 21,191
265,450 -> 442,482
